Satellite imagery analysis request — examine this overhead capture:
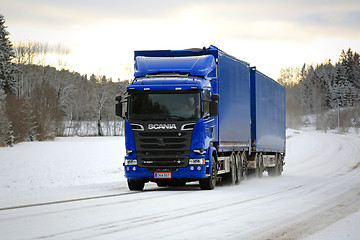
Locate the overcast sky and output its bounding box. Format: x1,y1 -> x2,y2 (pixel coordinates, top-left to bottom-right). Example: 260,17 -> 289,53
1,0 -> 360,80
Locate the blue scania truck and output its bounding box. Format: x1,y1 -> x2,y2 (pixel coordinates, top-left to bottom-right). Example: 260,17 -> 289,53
116,45 -> 285,190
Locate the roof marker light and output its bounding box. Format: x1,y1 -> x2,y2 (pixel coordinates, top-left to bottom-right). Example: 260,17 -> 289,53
175,87 -> 182,90
143,87 -> 150,90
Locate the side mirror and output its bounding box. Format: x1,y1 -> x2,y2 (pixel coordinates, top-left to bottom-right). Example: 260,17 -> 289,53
115,96 -> 123,118
211,94 -> 220,101
115,103 -> 122,117
209,101 -> 218,117
115,96 -> 122,102
209,94 -> 219,117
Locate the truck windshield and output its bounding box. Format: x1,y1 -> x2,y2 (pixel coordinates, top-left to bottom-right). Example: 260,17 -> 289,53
128,92 -> 201,120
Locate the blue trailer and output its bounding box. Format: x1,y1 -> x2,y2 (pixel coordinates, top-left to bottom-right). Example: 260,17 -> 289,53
116,46 -> 285,190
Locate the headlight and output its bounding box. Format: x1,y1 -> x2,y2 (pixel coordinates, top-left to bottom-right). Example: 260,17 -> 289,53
189,158 -> 205,165
125,159 -> 137,165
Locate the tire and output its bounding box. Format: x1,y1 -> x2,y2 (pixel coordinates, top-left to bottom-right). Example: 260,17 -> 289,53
268,153 -> 282,177
127,179 -> 145,191
229,153 -> 237,185
235,152 -> 243,184
222,153 -> 236,185
278,155 -> 283,176
267,166 -> 278,177
200,156 -> 217,190
248,153 -> 261,178
256,154 -> 263,178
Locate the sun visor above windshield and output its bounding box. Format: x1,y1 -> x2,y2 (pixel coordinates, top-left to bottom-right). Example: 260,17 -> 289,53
134,55 -> 216,79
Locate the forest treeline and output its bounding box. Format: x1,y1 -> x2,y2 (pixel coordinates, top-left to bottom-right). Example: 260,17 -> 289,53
278,48 -> 360,132
1,14 -> 360,146
0,15 -> 128,146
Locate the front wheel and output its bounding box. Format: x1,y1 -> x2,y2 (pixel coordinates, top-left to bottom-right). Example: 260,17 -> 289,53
200,156 -> 217,190
128,179 -> 145,191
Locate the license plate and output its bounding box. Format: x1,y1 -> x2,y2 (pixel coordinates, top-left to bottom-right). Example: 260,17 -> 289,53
154,172 -> 171,179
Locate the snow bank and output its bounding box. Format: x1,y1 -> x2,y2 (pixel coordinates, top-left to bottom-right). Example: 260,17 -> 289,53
0,136 -> 127,205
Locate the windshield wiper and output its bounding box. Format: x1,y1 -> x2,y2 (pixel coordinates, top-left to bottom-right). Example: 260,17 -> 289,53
166,115 -> 186,121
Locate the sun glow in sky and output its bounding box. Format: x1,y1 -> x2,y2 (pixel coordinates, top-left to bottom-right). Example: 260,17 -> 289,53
2,0 -> 360,81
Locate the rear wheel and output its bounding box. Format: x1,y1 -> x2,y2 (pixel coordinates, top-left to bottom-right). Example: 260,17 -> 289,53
222,153 -> 236,185
229,153 -> 237,185
235,152 -> 243,184
278,155 -> 283,176
128,179 -> 145,191
249,153 -> 263,178
200,156 -> 217,190
267,166 -> 278,176
268,153 -> 280,177
256,154 -> 263,178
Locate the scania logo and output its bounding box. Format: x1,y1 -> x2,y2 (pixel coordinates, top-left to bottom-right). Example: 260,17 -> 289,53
148,124 -> 177,130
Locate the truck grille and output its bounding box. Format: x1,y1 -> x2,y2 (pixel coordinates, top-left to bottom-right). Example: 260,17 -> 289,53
134,131 -> 192,169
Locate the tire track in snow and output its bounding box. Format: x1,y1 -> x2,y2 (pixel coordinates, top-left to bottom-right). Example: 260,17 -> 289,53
0,192 -> 140,212
253,133 -> 360,240
45,185 -> 304,240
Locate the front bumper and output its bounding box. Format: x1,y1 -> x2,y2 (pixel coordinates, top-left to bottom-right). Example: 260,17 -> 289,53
124,164 -> 208,180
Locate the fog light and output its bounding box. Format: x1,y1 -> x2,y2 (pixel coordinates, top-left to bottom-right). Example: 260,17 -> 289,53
189,158 -> 205,165
190,166 -> 194,170
126,167 -> 129,171
132,167 -> 136,171
125,159 -> 137,166
197,166 -> 201,170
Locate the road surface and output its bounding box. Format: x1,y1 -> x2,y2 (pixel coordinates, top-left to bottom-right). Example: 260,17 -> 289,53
1,131 -> 360,239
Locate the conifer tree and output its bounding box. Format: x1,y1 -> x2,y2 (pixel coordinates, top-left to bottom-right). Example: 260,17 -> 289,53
0,88 -> 14,146
0,15 -> 16,93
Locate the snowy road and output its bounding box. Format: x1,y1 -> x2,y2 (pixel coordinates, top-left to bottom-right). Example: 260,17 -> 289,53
1,131 -> 360,239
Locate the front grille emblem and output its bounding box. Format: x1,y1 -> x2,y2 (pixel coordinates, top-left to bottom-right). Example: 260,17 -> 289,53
178,133 -> 181,136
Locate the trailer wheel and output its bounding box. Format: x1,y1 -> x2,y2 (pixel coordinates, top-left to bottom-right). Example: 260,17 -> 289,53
200,156 -> 217,190
127,179 -> 145,191
255,154 -> 263,178
235,152 -> 243,184
229,153 -> 237,185
267,166 -> 278,177
223,153 -> 236,185
278,155 -> 283,176
268,153 -> 283,177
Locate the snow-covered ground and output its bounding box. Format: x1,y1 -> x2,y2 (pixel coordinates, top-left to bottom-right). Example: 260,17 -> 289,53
0,130 -> 360,239
0,136 -> 127,207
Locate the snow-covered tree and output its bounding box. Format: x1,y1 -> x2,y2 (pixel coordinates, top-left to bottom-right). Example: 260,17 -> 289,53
31,82 -> 62,140
334,54 -> 357,108
20,97 -> 37,141
0,88 -> 14,146
0,15 -> 17,93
